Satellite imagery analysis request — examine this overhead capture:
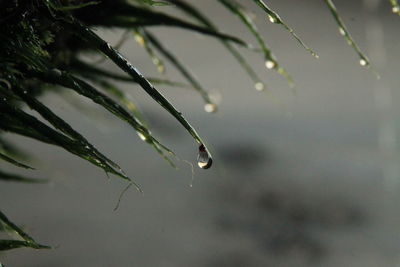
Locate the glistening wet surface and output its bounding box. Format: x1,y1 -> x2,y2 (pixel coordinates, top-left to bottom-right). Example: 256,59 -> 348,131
2,0 -> 400,266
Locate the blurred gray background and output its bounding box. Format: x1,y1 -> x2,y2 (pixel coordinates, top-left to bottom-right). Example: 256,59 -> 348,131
2,0 -> 400,266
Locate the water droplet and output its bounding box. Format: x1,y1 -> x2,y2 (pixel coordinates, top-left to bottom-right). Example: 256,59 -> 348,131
338,27 -> 346,36
134,34 -> 145,46
157,65 -> 165,73
268,15 -> 277,23
204,103 -> 217,113
265,60 -> 276,70
197,144 -> 212,169
254,82 -> 264,91
393,6 -> 400,13
359,58 -> 367,66
137,132 -> 147,141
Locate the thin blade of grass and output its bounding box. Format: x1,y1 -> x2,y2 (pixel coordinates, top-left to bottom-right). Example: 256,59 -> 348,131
142,29 -> 215,110
251,0 -> 318,58
10,85 -> 127,176
91,78 -> 148,127
0,211 -> 50,250
94,3 -> 252,48
0,137 -> 30,161
0,240 -> 49,251
0,170 -> 46,183
0,102 -> 134,183
71,60 -> 192,89
69,22 -> 212,158
36,70 -> 175,168
217,0 -> 294,87
390,0 -> 400,14
133,28 -> 166,74
324,0 -> 371,67
52,1 -> 100,11
0,152 -> 34,170
166,0 -> 266,90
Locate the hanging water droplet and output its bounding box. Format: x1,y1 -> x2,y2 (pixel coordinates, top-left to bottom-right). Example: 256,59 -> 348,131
338,27 -> 346,36
137,132 -> 147,141
392,6 -> 400,13
254,82 -> 264,91
197,144 -> 212,169
204,103 -> 217,113
265,60 -> 276,70
268,15 -> 277,23
359,58 -> 367,66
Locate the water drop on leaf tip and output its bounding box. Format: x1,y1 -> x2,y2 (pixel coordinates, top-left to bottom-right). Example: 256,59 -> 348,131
197,144 -> 212,169
255,82 -> 264,91
359,59 -> 367,66
265,60 -> 276,70
204,103 -> 217,113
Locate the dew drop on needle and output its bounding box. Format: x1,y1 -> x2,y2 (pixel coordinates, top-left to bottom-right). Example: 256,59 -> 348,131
197,144 -> 212,169
204,103 -> 217,113
265,60 -> 276,70
359,58 -> 367,66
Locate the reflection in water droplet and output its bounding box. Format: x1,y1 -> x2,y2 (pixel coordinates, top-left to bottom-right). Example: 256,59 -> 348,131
393,6 -> 400,13
255,82 -> 264,91
204,103 -> 217,113
197,144 -> 212,169
359,59 -> 367,66
268,15 -> 277,23
339,27 -> 346,36
137,132 -> 147,141
265,60 -> 276,70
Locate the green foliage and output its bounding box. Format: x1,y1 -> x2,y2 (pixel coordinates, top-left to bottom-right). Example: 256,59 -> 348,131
0,211 -> 50,250
0,0 -> 380,259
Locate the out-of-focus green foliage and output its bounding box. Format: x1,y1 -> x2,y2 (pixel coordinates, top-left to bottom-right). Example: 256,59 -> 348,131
0,0 -> 378,259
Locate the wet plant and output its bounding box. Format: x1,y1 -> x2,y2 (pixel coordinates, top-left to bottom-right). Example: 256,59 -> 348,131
0,0 -> 387,260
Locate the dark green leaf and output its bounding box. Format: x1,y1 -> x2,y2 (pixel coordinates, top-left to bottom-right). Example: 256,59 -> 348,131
0,170 -> 46,183
0,211 -> 50,250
